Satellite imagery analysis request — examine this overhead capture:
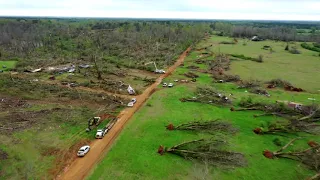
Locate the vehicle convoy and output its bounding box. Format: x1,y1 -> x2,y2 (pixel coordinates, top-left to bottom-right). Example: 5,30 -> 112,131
77,145 -> 90,157
95,128 -> 108,139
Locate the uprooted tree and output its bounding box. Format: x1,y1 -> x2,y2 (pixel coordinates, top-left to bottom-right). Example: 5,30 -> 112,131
166,119 -> 238,135
263,138 -> 320,180
158,139 -> 247,168
232,99 -> 320,135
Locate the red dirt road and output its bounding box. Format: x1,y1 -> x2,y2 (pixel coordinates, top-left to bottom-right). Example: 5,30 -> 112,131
57,48 -> 191,180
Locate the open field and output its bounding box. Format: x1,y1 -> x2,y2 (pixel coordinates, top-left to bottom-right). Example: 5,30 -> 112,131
88,36 -> 320,180
202,36 -> 320,92
0,61 -> 17,71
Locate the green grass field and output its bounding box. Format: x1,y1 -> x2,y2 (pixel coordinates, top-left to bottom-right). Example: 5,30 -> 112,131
0,61 -> 17,71
205,36 -> 320,92
88,36 -> 320,180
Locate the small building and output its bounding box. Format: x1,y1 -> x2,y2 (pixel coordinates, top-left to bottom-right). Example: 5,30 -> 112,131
251,36 -> 263,41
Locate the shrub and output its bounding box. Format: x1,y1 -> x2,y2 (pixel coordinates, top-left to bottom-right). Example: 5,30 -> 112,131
289,47 -> 301,54
301,43 -> 320,53
219,41 -> 236,45
257,55 -> 264,63
285,44 -> 289,51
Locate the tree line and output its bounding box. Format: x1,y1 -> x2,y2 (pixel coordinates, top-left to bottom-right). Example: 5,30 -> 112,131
212,22 -> 320,42
0,18 -> 210,68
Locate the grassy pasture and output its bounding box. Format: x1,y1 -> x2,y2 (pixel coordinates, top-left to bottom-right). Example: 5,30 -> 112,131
0,61 -> 17,71
206,36 -> 320,92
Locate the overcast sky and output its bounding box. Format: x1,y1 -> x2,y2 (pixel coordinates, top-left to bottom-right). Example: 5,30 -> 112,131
0,0 -> 319,21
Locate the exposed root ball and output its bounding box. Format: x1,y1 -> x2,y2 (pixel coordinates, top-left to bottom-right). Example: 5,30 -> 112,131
157,145 -> 165,155
263,150 -> 274,159
308,141 -> 319,148
253,128 -> 263,135
166,124 -> 175,130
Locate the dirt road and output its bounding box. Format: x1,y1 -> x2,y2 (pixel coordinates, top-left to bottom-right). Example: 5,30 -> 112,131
57,47 -> 191,180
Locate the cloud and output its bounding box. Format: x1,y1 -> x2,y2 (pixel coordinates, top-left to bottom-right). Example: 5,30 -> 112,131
0,0 -> 319,21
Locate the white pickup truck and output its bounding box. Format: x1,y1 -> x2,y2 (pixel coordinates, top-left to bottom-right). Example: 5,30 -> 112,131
95,128 -> 108,139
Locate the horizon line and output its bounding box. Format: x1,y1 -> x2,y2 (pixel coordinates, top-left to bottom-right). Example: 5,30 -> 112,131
1,15 -> 320,23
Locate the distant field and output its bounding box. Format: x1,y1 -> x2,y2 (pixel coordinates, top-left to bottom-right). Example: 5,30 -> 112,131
0,61 -> 17,71
88,36 -> 320,180
205,36 -> 320,92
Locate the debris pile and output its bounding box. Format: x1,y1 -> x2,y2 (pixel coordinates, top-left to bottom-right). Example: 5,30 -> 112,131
184,72 -> 199,78
267,79 -> 304,92
249,88 -> 270,97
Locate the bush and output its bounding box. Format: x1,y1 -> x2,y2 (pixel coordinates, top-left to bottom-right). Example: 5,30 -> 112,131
230,54 -> 254,61
289,47 -> 301,54
219,41 -> 236,45
285,44 -> 289,51
257,55 -> 264,63
301,43 -> 320,53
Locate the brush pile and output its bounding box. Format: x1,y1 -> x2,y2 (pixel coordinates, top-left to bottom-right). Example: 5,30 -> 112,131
208,54 -> 231,73
184,72 -> 199,78
159,139 -> 247,167
249,88 -> 270,97
238,80 -> 261,89
180,86 -> 231,105
212,74 -> 241,83
166,119 -> 238,134
267,79 -> 304,92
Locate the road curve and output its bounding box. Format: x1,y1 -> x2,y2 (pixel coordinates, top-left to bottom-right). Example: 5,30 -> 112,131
57,47 -> 191,180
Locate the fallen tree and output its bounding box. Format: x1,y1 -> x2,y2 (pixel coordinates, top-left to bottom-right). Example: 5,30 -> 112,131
253,119 -> 320,135
181,86 -> 231,106
166,119 -> 238,134
158,139 -> 247,167
263,138 -> 320,179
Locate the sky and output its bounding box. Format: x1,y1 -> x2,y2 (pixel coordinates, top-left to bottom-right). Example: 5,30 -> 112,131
0,0 -> 320,21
